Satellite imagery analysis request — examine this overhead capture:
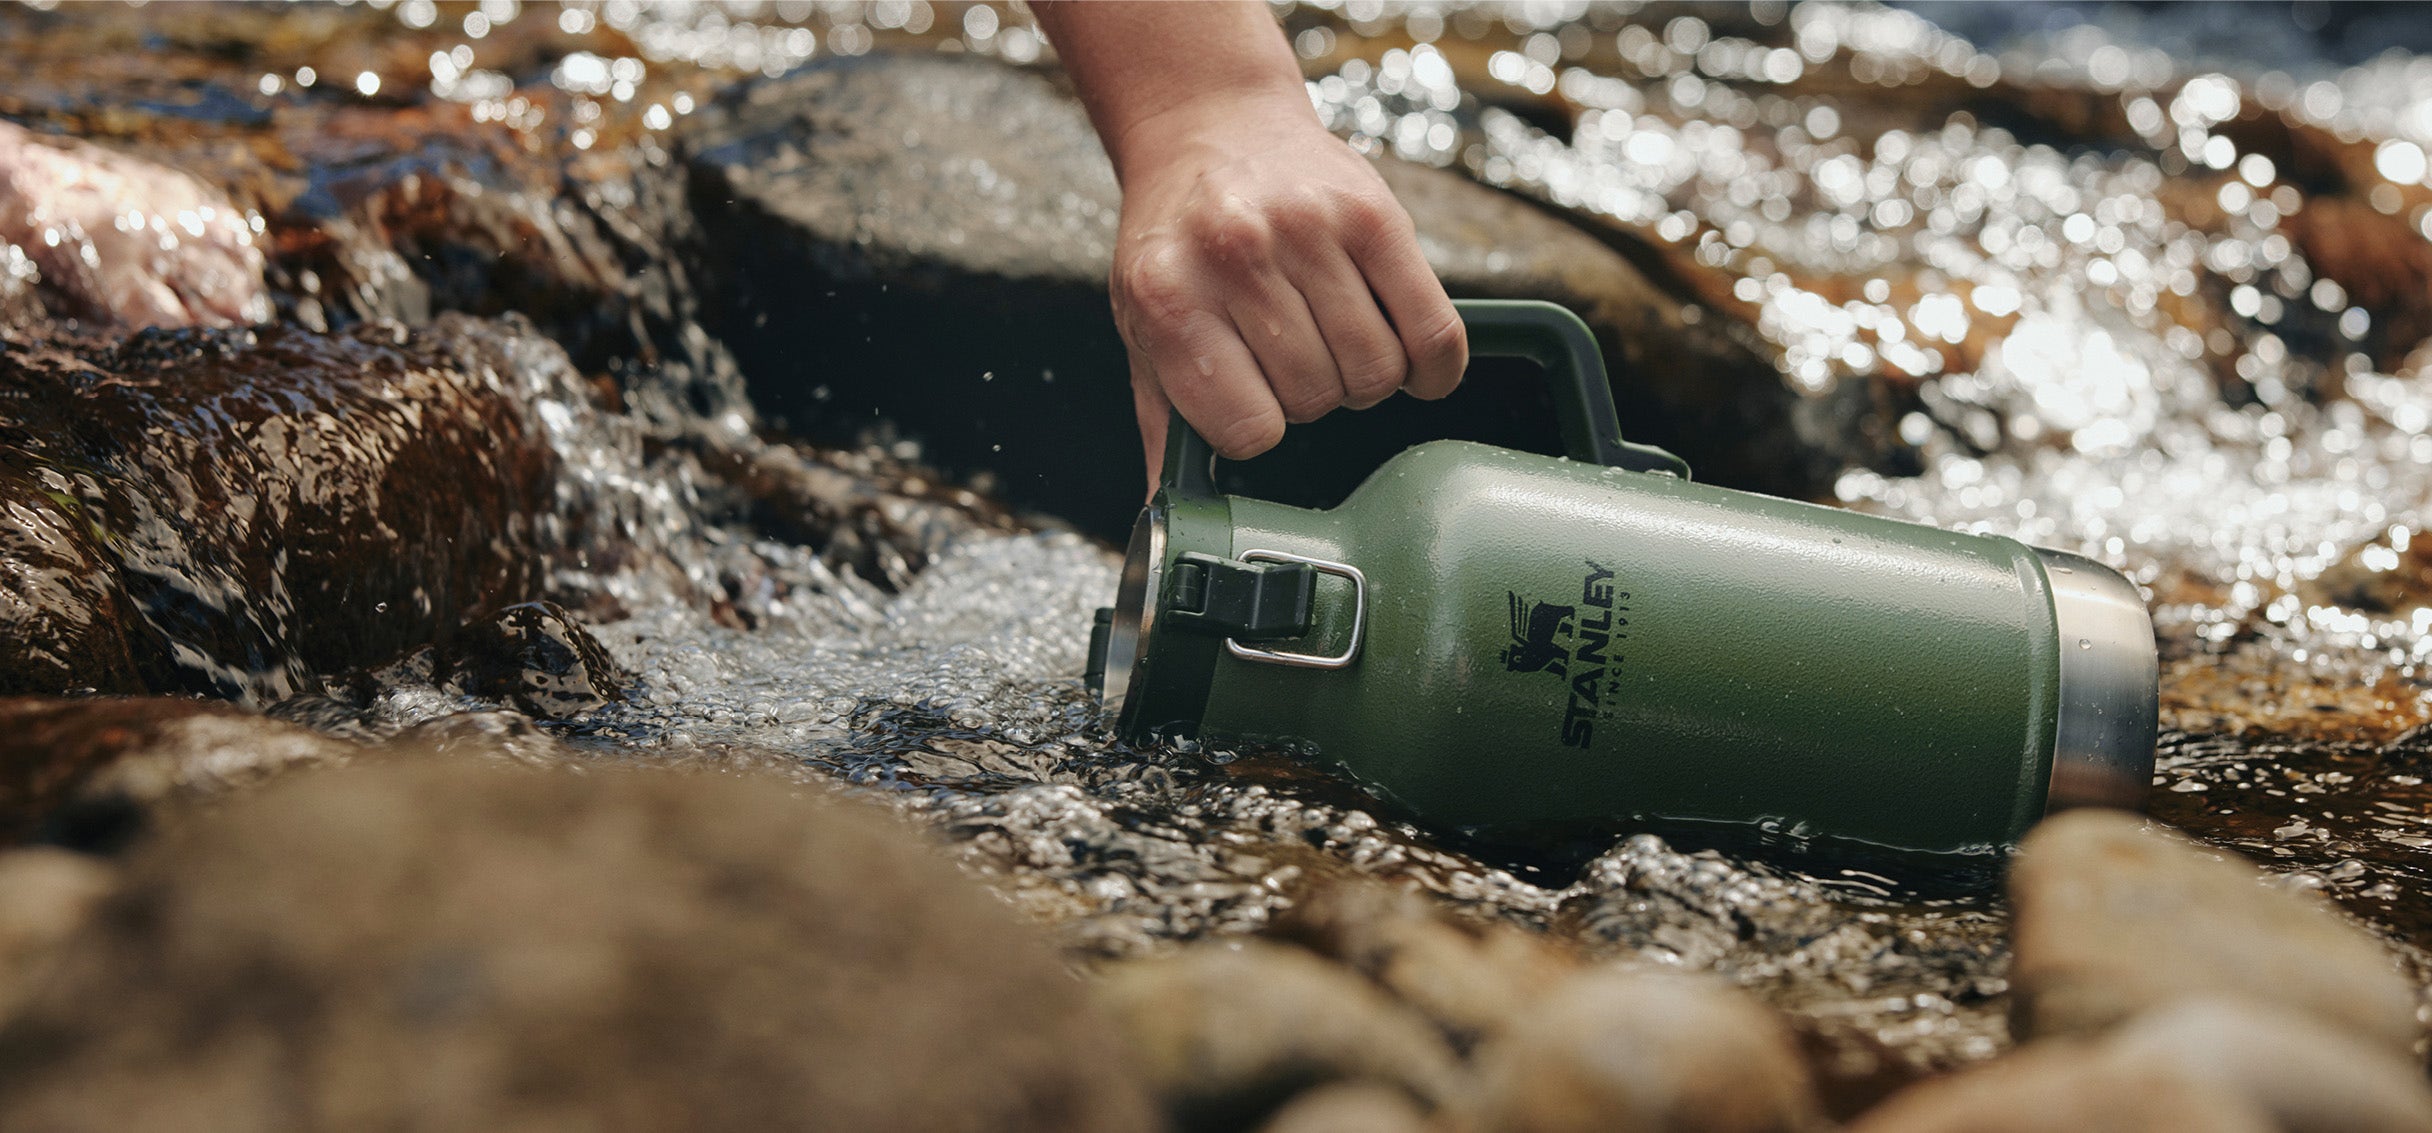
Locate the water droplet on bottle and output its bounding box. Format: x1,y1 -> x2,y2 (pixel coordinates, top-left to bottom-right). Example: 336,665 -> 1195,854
2078,637 -> 2091,649
376,602 -> 389,613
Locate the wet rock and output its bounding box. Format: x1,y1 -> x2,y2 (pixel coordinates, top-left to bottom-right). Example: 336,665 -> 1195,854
1846,1042 -> 2276,1133
0,757 -> 1157,1132
0,847 -> 115,1017
2103,999 -> 2432,1133
1275,880 -> 1576,1048
1094,938 -> 1462,1132
1852,998 -> 2432,1133
439,600 -> 631,719
0,696 -> 352,846
0,121 -> 270,330
2007,809 -> 2420,1054
1461,965 -> 1823,1133
1260,1083 -> 1435,1133
0,315 -> 584,702
686,52 -> 1829,540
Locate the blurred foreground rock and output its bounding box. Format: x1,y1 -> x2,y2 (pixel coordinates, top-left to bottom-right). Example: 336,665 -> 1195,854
2007,809 -> 2419,1055
0,847 -> 114,1019
1853,999 -> 2432,1133
1095,938 -> 1461,1133
0,757 -> 1158,1132
1460,966 -> 1823,1133
0,696 -> 350,846
1259,1083 -> 1435,1133
1276,880 -> 1576,1050
686,52 -> 1835,538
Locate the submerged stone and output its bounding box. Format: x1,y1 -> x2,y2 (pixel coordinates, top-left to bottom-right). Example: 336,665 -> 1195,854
439,600 -> 631,720
0,757 -> 1157,1132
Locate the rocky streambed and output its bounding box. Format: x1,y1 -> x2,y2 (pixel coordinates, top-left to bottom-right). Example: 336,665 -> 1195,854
2,2 -> 2432,1130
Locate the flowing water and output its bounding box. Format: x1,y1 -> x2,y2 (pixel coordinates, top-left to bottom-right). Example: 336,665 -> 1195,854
8,0 -> 2432,1091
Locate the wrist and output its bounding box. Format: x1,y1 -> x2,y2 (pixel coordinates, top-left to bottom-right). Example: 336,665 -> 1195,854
1104,86 -> 1324,186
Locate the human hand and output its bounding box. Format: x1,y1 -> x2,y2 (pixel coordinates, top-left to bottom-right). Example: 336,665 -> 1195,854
1105,93 -> 1467,491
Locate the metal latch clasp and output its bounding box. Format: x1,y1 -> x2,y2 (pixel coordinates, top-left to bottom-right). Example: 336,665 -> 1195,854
1222,550 -> 1366,671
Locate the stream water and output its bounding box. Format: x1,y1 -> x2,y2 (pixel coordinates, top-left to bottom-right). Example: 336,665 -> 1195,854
6,0 -> 2432,1094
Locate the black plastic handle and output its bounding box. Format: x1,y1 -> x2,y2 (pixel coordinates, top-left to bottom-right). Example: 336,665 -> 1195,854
1159,298 -> 1690,498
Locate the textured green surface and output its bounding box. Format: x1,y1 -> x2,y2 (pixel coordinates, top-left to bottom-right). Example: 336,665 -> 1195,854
1191,441 -> 2062,853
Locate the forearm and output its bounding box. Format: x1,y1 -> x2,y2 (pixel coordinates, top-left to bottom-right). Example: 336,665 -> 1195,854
1032,1 -> 1311,183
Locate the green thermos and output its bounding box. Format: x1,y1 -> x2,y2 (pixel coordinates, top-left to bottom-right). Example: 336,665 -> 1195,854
1085,300 -> 2156,855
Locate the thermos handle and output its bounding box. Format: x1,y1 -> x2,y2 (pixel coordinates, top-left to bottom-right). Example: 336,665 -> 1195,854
1158,298 -> 1691,497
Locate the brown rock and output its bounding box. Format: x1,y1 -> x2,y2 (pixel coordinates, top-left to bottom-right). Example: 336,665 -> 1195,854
0,316 -> 584,702
439,600 -> 631,720
1276,881 -> 1576,1048
2008,809 -> 2419,1054
0,757 -> 1157,1132
0,696 -> 352,845
0,847 -> 115,1017
2105,999 -> 2432,1133
1463,965 -> 1822,1133
1848,1042 -> 2275,1133
1853,997 -> 2432,1133
1095,938 -> 1463,1133
1261,1083 -> 1436,1133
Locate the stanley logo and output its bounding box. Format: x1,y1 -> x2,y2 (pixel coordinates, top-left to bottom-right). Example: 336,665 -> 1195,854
1501,561 -> 1630,749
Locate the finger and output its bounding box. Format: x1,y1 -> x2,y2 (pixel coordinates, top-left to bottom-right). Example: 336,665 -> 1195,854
1131,351 -> 1169,498
1348,216 -> 1467,401
1118,267 -> 1286,461
1220,281 -> 1344,424
1287,243 -> 1407,410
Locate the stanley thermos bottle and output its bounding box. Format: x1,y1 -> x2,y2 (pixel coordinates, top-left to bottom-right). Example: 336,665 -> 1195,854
1085,299 -> 2157,854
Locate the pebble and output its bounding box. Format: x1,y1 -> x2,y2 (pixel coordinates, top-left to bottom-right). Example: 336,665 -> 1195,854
1094,938 -> 1462,1132
1461,965 -> 1822,1133
2008,809 -> 2420,1054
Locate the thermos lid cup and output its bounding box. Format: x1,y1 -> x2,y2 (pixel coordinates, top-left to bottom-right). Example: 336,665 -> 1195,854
2037,547 -> 2161,813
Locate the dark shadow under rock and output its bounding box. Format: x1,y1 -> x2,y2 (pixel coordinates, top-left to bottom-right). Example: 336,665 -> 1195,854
684,51 -> 1840,540
0,757 -> 1161,1133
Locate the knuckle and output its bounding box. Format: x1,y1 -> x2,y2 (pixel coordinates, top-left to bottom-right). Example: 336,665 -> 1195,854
1207,406 -> 1285,458
1276,385 -> 1342,424
1337,188 -> 1408,239
1410,307 -> 1468,367
1342,347 -> 1409,401
1117,247 -> 1196,325
1268,187 -> 1330,241
1197,196 -> 1275,264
